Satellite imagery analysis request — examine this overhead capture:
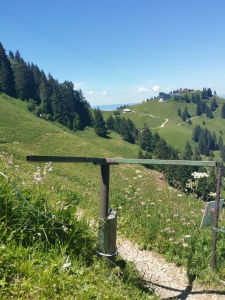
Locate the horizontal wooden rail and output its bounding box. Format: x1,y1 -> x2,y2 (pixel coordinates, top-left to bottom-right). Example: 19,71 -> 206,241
26,154 -> 219,265
26,155 -> 217,167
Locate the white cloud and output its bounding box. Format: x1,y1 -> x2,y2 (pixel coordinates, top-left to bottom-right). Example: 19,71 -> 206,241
137,87 -> 149,93
101,91 -> 108,95
87,91 -> 94,95
152,85 -> 160,92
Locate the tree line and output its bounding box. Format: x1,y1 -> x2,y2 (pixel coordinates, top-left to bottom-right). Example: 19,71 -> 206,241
191,125 -> 225,160
0,42 -> 219,196
0,42 -> 92,130
176,91 -> 219,121
138,124 -> 217,198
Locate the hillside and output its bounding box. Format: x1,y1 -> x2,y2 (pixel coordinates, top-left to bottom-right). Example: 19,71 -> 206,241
0,93 -> 142,189
102,92 -> 225,154
0,93 -> 163,299
1,93 -> 225,298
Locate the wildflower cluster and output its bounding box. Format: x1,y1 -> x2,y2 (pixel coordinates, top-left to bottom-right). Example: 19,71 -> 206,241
185,171 -> 217,200
33,162 -> 53,184
192,171 -> 208,179
1,151 -> 19,172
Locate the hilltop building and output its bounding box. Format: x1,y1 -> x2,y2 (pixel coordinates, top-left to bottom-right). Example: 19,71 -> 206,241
122,108 -> 132,113
159,92 -> 170,101
159,92 -> 180,102
179,88 -> 194,93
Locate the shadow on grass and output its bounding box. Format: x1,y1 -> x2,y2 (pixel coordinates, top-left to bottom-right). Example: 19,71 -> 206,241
144,280 -> 225,300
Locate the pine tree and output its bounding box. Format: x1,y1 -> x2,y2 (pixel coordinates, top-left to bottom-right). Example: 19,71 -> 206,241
182,140 -> 193,159
181,111 -> 186,122
212,131 -> 218,150
120,117 -> 134,143
207,88 -> 212,98
177,107 -> 181,117
195,93 -> 201,104
73,112 -> 81,131
61,80 -> 76,124
8,50 -> 14,59
14,50 -> 23,62
29,63 -> 41,104
201,88 -> 207,99
192,147 -> 202,161
207,107 -> 213,119
93,108 -> 107,137
14,61 -> 30,100
185,94 -> 190,103
221,104 -> 225,118
138,149 -> 144,159
49,76 -> 65,123
39,71 -> 52,115
218,136 -> 223,151
187,119 -> 192,125
74,89 -> 92,128
198,137 -> 205,155
106,115 -> 114,130
113,116 -> 121,133
192,125 -> 201,142
220,145 -> 225,162
184,106 -> 190,118
211,98 -> 218,111
139,124 -> 153,152
196,103 -> 202,116
200,101 -> 207,114
0,42 -> 15,96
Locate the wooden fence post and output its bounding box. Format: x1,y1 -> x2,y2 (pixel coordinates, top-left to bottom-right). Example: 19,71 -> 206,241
211,168 -> 222,270
97,165 -> 117,262
107,209 -> 117,263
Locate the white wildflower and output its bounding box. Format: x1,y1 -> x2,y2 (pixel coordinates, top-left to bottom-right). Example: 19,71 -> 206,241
192,172 -> 208,179
62,225 -> 68,232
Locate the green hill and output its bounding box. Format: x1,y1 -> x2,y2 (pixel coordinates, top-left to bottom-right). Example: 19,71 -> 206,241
102,92 -> 225,153
1,93 -> 225,297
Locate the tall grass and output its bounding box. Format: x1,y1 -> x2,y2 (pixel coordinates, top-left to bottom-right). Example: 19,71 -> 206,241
0,153 -> 158,299
1,93 -> 225,291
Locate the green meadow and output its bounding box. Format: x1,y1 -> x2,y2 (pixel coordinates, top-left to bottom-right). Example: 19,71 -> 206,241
102,92 -> 225,153
1,92 -> 225,298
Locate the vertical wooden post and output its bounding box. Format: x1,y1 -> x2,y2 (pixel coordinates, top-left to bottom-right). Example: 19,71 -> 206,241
100,164 -> 109,219
98,164 -> 110,256
97,165 -> 117,262
107,209 -> 117,263
211,168 -> 222,270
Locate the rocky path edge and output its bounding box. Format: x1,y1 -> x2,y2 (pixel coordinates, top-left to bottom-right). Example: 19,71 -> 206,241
117,236 -> 225,300
76,210 -> 225,299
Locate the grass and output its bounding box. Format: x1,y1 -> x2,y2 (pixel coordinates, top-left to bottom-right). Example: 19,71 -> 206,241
1,93 -> 225,296
102,93 -> 225,153
0,158 -> 158,299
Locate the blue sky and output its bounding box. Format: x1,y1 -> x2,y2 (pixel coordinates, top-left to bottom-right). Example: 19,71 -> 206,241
0,0 -> 225,106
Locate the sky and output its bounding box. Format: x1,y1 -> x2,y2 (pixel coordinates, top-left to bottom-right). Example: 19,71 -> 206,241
0,0 -> 225,106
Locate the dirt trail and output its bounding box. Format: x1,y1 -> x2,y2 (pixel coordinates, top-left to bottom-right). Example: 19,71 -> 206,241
137,112 -> 200,129
160,119 -> 168,128
117,236 -> 225,300
77,208 -> 225,299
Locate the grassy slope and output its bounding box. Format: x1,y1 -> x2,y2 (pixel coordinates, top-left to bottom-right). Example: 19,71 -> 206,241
0,94 -> 159,299
102,93 -> 225,153
0,94 -> 140,185
1,93 -> 225,291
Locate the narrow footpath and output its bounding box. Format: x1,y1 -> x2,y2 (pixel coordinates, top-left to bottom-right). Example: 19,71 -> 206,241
77,205 -> 225,299
117,236 -> 225,300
